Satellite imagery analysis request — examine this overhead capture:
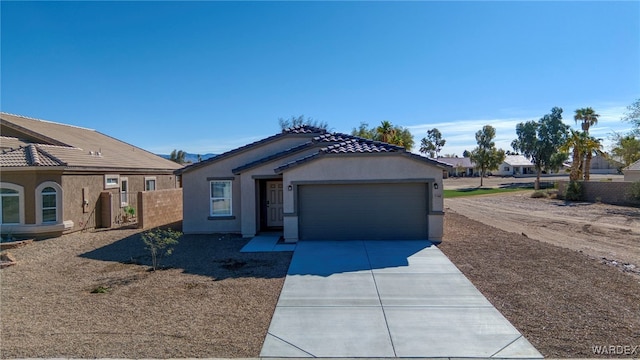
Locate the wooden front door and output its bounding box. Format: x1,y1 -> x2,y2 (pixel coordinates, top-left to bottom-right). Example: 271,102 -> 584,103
266,181 -> 284,227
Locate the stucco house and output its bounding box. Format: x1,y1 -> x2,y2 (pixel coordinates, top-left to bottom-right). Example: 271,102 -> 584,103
493,155 -> 536,176
437,157 -> 477,177
179,126 -> 450,243
624,159 -> 640,182
0,112 -> 182,238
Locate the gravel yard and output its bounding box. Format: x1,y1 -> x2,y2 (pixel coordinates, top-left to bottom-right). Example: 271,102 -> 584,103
2,193 -> 639,358
439,211 -> 640,358
0,229 -> 291,358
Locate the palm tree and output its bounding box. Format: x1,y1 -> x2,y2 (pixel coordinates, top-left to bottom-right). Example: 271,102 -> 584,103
561,130 -> 603,181
574,107 -> 600,133
561,130 -> 586,181
582,136 -> 604,181
376,121 -> 395,143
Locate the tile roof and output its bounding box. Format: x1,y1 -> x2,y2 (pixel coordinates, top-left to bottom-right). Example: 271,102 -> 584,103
0,145 -> 67,167
180,126 -> 327,174
1,112 -> 182,171
274,136 -> 449,173
283,125 -> 328,134
0,136 -> 29,150
322,138 -> 402,154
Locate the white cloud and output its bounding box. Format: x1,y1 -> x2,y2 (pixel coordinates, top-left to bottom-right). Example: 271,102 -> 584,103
407,104 -> 630,156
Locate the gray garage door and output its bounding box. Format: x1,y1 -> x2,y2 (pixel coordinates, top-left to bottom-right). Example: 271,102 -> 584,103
298,183 -> 428,240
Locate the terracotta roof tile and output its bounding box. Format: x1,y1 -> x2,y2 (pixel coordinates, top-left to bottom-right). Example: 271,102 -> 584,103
0,145 -> 67,167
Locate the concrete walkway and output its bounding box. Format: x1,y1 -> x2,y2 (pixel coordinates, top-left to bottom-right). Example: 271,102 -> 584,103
260,240 -> 542,358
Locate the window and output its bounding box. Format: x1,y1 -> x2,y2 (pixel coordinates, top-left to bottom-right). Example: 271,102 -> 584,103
145,177 -> 156,191
1,188 -> 20,224
210,180 -> 232,216
41,187 -> 57,223
504,167 -> 510,171
105,174 -> 119,189
120,177 -> 129,207
35,181 -> 62,224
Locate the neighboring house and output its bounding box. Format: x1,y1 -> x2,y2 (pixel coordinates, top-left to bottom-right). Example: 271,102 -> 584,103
494,155 -> 536,176
624,159 -> 640,182
178,126 -> 451,243
0,112 -> 182,238
589,155 -> 623,174
437,157 -> 477,177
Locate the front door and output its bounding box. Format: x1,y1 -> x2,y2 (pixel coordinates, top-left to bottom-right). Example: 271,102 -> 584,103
266,181 -> 284,227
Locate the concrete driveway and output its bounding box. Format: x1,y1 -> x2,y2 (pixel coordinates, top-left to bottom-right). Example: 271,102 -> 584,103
260,240 -> 542,358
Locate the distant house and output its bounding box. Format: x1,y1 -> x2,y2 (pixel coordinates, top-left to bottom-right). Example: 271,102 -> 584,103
178,126 -> 451,243
494,155 -> 536,176
0,113 -> 182,238
623,159 -> 640,182
437,157 -> 477,177
589,155 -> 623,175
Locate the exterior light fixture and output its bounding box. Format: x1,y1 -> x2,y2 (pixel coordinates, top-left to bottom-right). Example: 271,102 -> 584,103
433,182 -> 439,190
288,185 -> 293,191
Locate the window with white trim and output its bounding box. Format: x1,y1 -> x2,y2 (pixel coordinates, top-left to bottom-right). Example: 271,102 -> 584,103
145,177 -> 156,191
105,174 -> 119,189
35,181 -> 62,225
41,187 -> 57,223
210,180 -> 232,216
1,188 -> 20,224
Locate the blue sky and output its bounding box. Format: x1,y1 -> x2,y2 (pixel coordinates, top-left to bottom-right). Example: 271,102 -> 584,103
2,1 -> 639,157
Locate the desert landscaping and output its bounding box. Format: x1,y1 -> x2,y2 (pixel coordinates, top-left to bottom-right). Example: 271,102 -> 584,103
1,186 -> 639,358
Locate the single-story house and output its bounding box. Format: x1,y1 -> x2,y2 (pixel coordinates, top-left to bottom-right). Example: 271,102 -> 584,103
178,126 -> 451,243
624,159 -> 640,182
589,155 -> 623,174
0,112 -> 182,237
494,155 -> 536,176
437,157 -> 477,177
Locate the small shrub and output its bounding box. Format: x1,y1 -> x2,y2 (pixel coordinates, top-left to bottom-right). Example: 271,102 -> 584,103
531,191 -> 548,199
91,285 -> 111,294
142,228 -> 181,271
565,181 -> 583,201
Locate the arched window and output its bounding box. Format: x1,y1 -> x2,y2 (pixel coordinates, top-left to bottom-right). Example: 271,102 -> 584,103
35,182 -> 63,225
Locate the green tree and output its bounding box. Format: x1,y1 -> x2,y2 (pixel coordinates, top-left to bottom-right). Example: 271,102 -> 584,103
622,98 -> 640,135
169,149 -> 186,164
561,130 -> 602,181
376,120 -> 395,143
470,125 -> 506,187
279,115 -> 328,130
611,134 -> 640,167
352,122 -> 376,139
462,149 -> 471,158
141,228 -> 181,271
511,107 -> 569,189
419,128 -> 446,158
574,107 -> 600,133
351,121 -> 415,151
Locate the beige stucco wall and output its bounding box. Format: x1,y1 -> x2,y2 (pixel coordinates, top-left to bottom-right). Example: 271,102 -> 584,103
1,170 -> 177,236
181,134 -> 316,234
1,170 -> 63,225
281,153 -> 445,242
625,170 -> 640,182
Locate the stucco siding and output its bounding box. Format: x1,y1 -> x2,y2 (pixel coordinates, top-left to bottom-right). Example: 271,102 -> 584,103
1,170 -> 63,225
625,171 -> 640,182
281,154 -> 445,242
181,135 -> 314,234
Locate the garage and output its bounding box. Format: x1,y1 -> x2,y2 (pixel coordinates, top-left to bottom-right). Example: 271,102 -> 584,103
298,182 -> 429,240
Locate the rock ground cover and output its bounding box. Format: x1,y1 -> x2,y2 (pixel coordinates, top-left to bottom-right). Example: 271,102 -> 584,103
1,197 -> 639,358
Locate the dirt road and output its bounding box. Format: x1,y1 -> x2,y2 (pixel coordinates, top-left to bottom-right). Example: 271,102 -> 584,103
445,191 -> 640,272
